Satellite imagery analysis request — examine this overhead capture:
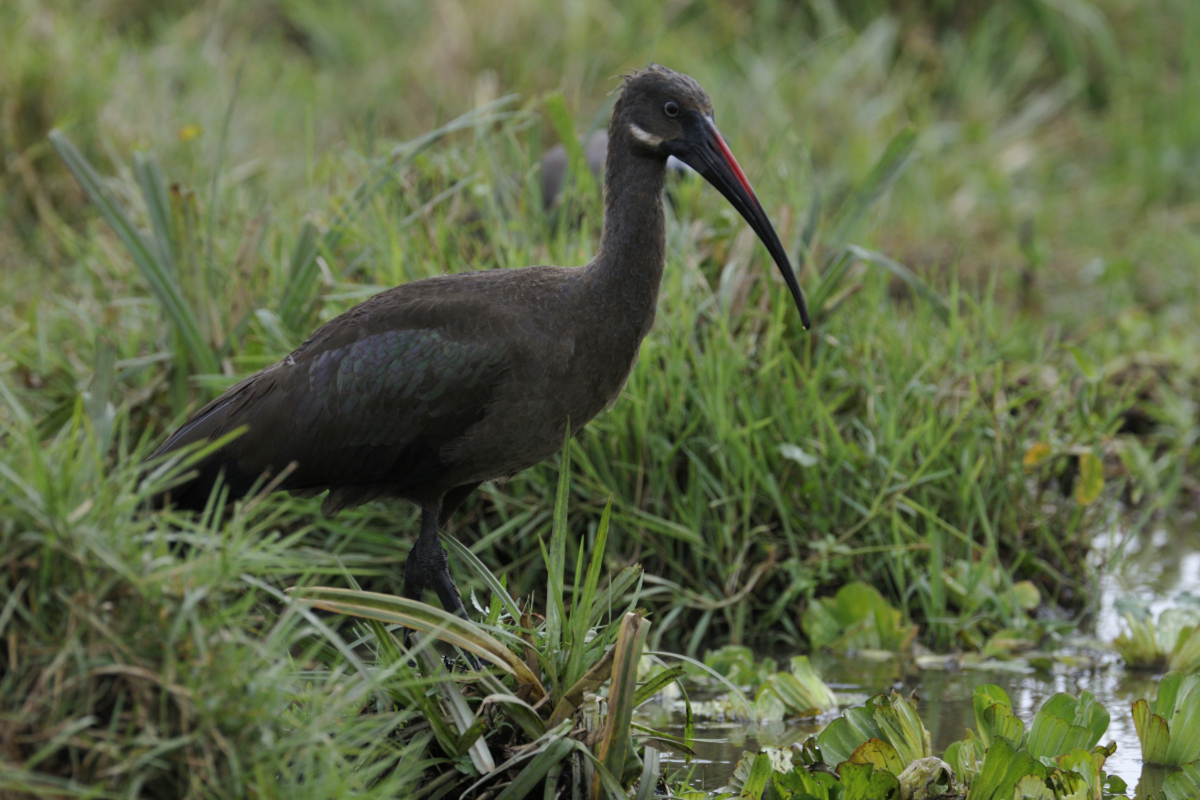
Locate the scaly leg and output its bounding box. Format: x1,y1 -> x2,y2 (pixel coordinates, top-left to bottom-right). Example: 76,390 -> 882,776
402,504 -> 482,670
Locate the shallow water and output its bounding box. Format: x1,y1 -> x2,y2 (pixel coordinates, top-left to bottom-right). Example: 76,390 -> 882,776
643,514 -> 1200,792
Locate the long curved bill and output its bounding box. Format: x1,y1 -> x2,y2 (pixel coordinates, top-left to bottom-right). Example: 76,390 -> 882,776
687,117 -> 811,329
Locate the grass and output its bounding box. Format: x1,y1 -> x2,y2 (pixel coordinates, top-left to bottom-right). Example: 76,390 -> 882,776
3,0 -> 1200,795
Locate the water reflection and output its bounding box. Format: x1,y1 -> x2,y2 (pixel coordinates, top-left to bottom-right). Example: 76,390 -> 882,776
1094,518 -> 1200,643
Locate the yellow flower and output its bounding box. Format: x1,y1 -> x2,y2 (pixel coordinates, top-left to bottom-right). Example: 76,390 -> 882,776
179,124 -> 202,142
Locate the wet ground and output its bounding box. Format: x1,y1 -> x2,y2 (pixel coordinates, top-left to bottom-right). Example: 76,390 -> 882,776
642,514 -> 1200,792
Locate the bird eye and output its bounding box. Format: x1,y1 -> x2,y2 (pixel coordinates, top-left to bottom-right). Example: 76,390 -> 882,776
664,100 -> 680,118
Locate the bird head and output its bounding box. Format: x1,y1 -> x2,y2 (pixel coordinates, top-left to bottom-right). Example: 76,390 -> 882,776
615,65 -> 811,329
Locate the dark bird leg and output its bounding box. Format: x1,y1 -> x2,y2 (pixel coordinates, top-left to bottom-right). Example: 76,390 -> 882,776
401,525 -> 431,605
402,500 -> 482,670
430,483 -> 482,626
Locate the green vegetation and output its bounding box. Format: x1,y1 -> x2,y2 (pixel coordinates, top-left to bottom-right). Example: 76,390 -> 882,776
0,401 -> 431,797
677,666 -> 1200,798
3,0 -> 1200,796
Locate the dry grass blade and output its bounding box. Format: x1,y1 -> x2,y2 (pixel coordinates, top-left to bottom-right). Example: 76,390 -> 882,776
547,646 -> 615,729
288,586 -> 545,698
593,612 -> 649,797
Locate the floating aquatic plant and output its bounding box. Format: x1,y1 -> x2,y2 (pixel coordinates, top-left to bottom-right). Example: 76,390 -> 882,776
1132,671 -> 1200,769
944,684 -> 1120,799
703,644 -> 778,688
802,581 -> 919,655
754,656 -> 840,722
1113,596 -> 1200,673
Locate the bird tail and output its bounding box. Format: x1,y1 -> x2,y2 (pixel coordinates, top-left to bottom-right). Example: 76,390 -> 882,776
145,390 -> 256,513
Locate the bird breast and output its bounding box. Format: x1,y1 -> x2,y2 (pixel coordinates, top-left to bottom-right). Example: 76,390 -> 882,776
602,350 -> 638,411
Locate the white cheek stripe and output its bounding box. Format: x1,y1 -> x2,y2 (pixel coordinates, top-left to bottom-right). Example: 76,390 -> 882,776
628,123 -> 663,148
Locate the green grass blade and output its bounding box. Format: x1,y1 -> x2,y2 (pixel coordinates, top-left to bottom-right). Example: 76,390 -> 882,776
49,129 -> 218,375
544,427 -> 572,664
132,152 -> 177,278
646,649 -> 754,720
588,565 -> 643,629
808,248 -> 855,318
278,221 -> 321,336
442,533 -> 523,624
846,244 -> 950,322
632,665 -> 685,708
565,497 -> 611,688
545,93 -> 597,199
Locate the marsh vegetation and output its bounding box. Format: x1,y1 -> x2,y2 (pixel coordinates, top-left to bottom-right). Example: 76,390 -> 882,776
2,0 -> 1198,797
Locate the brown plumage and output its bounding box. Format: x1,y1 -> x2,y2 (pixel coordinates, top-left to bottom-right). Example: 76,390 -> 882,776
149,65 -> 809,659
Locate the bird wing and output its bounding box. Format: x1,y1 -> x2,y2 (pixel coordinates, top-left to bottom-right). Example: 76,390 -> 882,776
151,273 -> 568,511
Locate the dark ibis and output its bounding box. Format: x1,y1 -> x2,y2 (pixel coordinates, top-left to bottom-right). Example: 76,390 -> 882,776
149,65 -> 810,652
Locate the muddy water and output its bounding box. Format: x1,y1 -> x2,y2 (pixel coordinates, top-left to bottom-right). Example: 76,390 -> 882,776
643,516 -> 1200,792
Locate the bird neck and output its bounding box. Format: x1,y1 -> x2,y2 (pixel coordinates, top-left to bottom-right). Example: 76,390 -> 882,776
584,132 -> 668,325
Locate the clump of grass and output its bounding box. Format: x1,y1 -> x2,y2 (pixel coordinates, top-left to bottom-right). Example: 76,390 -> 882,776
0,401 -> 429,798
287,437 -> 684,797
